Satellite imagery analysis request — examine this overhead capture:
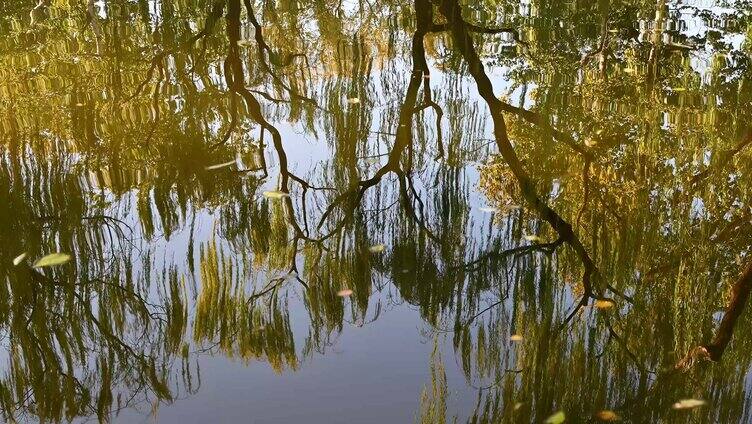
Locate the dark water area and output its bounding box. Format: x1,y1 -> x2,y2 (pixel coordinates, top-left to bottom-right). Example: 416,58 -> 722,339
2,0 -> 752,422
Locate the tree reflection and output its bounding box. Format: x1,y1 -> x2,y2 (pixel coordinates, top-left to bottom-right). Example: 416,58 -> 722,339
1,0 -> 752,422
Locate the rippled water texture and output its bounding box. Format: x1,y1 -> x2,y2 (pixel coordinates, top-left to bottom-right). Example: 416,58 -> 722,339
2,0 -> 752,422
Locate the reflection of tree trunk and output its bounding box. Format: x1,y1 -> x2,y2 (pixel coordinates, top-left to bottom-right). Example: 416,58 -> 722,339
705,261 -> 752,359
677,261 -> 752,369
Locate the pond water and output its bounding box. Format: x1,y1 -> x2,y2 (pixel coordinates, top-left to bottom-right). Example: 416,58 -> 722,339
2,0 -> 752,422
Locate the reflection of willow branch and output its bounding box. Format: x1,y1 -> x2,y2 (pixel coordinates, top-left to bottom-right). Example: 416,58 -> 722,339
677,260 -> 752,370
414,89 -> 445,159
689,129 -> 752,187
126,0 -> 224,101
224,1 -> 323,244
575,158 -> 592,229
456,238 -> 564,275
397,171 -> 440,243
580,0 -> 611,80
143,58 -> 166,147
12,268 -> 172,420
187,0 -> 226,45
597,316 -> 651,373
428,14 -> 586,157
314,1 -> 438,241
430,22 -> 527,47
437,0 -> 601,326
243,0 -> 320,108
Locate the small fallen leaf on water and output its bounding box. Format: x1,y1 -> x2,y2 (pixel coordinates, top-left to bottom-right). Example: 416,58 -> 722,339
595,410 -> 620,421
33,253 -> 72,268
523,235 -> 545,243
75,103 -> 84,107
337,289 -> 353,297
205,160 -> 236,170
347,97 -> 360,104
479,207 -> 500,213
544,411 -> 566,424
595,299 -> 616,310
368,244 -> 385,253
513,402 -> 524,411
236,39 -> 253,47
263,190 -> 289,199
510,334 -> 524,342
12,253 -> 27,266
672,399 -> 706,410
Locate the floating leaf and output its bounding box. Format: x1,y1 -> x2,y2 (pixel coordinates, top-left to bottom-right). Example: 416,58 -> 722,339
236,39 -> 253,47
672,399 -> 706,410
12,253 -> 27,266
368,244 -> 385,253
337,289 -> 353,297
33,253 -> 72,268
510,334 -> 524,342
523,235 -> 545,243
595,299 -> 616,310
513,402 -> 524,411
595,410 -> 620,421
205,160 -> 236,170
479,207 -> 500,213
263,190 -> 289,199
346,97 -> 360,104
544,411 -> 566,424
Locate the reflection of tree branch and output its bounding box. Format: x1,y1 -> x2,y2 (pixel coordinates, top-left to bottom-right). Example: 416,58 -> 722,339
243,0 -> 319,107
437,0 -> 601,326
690,129 -> 752,187
677,260 -> 752,370
456,239 -> 563,274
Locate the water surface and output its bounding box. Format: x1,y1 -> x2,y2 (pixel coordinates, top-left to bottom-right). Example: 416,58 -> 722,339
2,0 -> 752,422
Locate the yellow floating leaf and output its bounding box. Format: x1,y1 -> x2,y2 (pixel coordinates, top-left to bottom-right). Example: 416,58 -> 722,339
544,411 -> 566,424
368,244 -> 385,253
205,160 -> 236,170
12,253 -> 27,266
33,253 -> 72,268
337,289 -> 353,297
263,190 -> 290,199
513,402 -> 524,411
347,97 -> 360,104
510,334 -> 524,342
672,399 -> 706,410
595,410 -> 620,421
595,299 -> 616,310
